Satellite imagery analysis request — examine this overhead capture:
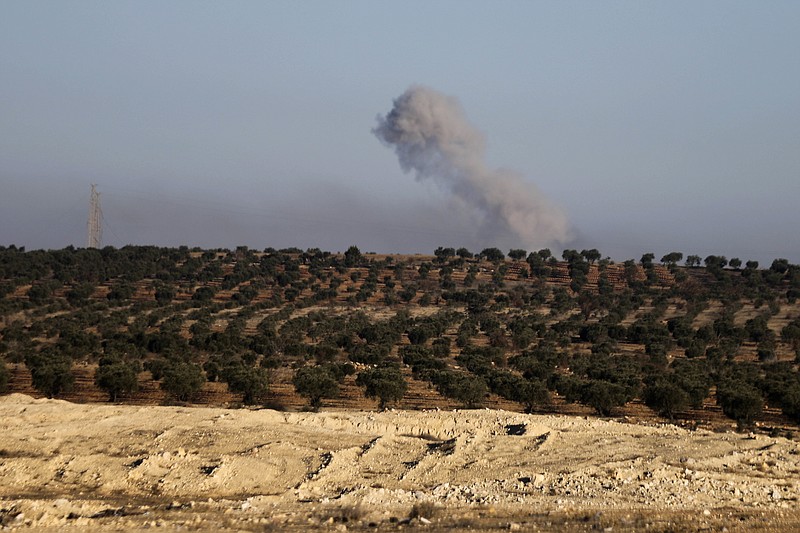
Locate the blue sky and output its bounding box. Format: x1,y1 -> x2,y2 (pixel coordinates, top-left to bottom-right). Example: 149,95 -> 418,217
1,1 -> 798,263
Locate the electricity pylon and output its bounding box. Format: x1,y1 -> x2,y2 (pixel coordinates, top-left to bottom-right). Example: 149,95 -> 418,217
87,184 -> 102,248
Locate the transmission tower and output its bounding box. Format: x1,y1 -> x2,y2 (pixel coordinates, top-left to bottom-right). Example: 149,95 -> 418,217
87,184 -> 102,248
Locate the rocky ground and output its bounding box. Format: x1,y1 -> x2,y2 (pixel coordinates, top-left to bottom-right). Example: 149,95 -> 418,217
1,394 -> 799,531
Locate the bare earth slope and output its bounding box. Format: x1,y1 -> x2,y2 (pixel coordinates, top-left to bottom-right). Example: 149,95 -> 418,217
1,394 -> 799,531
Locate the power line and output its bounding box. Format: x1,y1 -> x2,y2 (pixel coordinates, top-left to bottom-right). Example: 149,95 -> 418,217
100,209 -> 124,246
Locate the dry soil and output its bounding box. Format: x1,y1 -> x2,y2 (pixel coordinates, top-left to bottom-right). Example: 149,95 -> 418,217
1,394 -> 799,531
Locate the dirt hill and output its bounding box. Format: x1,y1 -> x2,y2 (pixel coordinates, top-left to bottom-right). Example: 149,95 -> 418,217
1,393 -> 799,531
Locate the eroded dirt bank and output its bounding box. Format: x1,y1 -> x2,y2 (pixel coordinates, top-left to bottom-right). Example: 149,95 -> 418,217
1,394 -> 798,531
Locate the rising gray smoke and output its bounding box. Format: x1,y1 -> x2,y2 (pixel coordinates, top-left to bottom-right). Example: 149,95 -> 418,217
373,85 -> 572,250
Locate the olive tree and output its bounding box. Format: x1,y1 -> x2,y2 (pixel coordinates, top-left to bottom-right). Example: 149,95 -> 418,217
508,249 -> 527,261
479,248 -> 505,262
95,360 -> 138,402
660,252 -> 683,267
25,351 -> 74,398
225,365 -> 270,405
0,358 -> 10,393
160,362 -> 205,402
293,365 -> 340,409
356,366 -> 407,409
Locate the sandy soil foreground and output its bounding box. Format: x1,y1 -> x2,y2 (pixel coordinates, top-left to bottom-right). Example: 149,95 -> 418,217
0,394 -> 799,531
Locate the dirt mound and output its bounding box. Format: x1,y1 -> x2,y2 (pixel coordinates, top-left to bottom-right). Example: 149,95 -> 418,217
1,395 -> 799,531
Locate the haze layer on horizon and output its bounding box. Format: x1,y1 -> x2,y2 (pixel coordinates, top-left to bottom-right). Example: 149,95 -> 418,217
1,1 -> 798,264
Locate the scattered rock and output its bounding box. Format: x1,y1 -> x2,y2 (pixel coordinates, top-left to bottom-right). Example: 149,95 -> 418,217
505,424 -> 526,436
427,438 -> 457,456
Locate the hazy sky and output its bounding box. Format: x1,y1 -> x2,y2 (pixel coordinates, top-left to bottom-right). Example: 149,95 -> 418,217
2,1 -> 799,263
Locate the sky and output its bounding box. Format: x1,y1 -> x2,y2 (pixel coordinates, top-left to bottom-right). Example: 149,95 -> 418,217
1,1 -> 799,264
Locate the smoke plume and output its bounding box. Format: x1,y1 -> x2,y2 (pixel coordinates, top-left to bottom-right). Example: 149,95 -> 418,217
373,85 -> 572,250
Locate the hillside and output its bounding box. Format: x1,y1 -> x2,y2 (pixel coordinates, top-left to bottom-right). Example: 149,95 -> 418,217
1,245 -> 799,432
